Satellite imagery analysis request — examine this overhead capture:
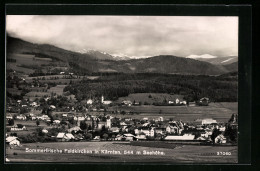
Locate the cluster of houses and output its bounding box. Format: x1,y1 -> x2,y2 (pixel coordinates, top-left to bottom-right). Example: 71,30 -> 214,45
6,103 -> 232,145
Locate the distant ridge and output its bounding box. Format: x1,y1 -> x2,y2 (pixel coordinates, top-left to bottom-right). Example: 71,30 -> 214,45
7,35 -> 232,75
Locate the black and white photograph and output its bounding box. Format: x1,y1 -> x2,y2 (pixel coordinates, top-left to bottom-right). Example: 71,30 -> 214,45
5,14 -> 240,163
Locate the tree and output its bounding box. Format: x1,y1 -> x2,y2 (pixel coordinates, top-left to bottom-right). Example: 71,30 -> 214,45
85,133 -> 92,140
80,121 -> 87,130
102,133 -> 108,140
211,128 -> 221,144
36,120 -> 40,126
8,119 -> 14,126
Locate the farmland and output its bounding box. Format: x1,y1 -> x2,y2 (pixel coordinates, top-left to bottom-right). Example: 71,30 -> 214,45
108,102 -> 237,123
5,141 -> 237,163
116,93 -> 184,104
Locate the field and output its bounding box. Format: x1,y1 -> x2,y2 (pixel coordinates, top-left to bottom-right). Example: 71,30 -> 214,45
6,120 -> 50,137
116,93 -> 184,104
48,85 -> 66,96
5,141 -> 237,163
107,102 -> 238,123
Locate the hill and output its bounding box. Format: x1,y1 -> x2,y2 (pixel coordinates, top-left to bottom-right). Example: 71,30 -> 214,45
7,35 -> 229,75
188,56 -> 238,65
222,62 -> 238,72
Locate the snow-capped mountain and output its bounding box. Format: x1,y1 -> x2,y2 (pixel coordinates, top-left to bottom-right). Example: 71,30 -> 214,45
186,54 -> 238,65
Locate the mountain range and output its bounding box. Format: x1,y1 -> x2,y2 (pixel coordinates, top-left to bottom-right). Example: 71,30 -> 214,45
6,35 -> 237,75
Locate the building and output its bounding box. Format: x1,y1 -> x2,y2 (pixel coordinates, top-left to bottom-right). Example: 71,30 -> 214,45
101,96 -> 112,105
6,136 -> 20,146
56,133 -> 75,142
87,99 -> 93,105
16,115 -> 26,120
135,135 -> 147,141
164,134 -> 195,141
121,100 -> 132,106
215,134 -> 227,144
11,124 -> 26,131
123,133 -> 135,141
135,127 -> 155,137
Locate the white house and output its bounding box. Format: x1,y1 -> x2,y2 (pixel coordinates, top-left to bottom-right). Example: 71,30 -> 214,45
121,100 -> 132,106
87,99 -> 93,105
135,127 -> 155,137
123,133 -> 135,141
11,124 -> 26,131
202,118 -> 217,125
56,132 -> 75,142
6,136 -> 20,146
16,115 -> 26,120
53,120 -> 61,124
215,134 -> 227,144
6,115 -> 13,120
50,105 -> 56,109
164,134 -> 195,141
135,135 -> 147,141
42,129 -> 48,134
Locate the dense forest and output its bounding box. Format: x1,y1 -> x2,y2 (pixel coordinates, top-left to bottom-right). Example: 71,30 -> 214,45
63,72 -> 238,102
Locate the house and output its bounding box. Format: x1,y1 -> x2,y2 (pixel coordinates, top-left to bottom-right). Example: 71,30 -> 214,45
158,117 -> 164,122
115,134 -> 123,141
123,133 -> 135,141
11,124 -> 26,131
93,136 -> 100,140
175,98 -> 180,104
166,125 -> 179,134
121,100 -> 132,106
110,127 -> 120,133
196,136 -> 207,141
197,97 -> 210,106
42,129 -> 48,134
30,102 -> 38,107
68,126 -> 82,133
6,115 -> 13,120
62,114 -> 68,118
101,96 -> 112,105
164,134 -> 195,141
142,117 -> 149,121
135,135 -> 147,141
50,105 -> 56,109
215,134 -> 227,144
135,127 -> 155,137
56,133 -> 75,142
6,136 -> 20,146
180,100 -> 187,105
87,99 -> 93,105
168,101 -> 174,104
155,128 -> 165,135
202,118 -> 217,125
53,120 -> 61,124
16,115 -> 26,120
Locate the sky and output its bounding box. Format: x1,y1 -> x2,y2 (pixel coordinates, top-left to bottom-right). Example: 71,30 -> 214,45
6,15 -> 238,58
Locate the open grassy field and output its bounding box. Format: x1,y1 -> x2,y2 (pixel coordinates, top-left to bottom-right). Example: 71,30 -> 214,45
116,93 -> 184,104
5,141 -> 237,163
48,85 -> 66,96
8,53 -> 52,65
107,102 -> 237,123
6,120 -> 50,137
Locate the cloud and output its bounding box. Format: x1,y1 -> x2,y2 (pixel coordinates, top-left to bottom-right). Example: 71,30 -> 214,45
6,15 -> 238,58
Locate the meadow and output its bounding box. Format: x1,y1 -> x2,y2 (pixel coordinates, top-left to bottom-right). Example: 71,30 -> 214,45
107,102 -> 238,123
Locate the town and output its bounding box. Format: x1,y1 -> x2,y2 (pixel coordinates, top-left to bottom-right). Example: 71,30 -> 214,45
6,86 -> 238,147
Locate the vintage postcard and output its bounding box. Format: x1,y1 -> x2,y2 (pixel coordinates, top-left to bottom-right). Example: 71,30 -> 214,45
5,12 -> 240,163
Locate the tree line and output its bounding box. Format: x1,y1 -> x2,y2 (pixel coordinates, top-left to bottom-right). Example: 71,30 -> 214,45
63,73 -> 238,102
